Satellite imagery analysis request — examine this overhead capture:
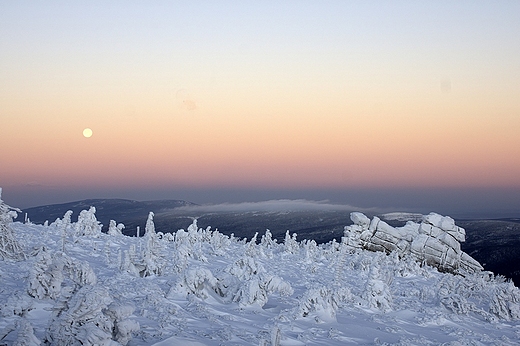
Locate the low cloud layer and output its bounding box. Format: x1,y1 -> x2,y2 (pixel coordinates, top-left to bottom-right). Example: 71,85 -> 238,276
173,199 -> 381,214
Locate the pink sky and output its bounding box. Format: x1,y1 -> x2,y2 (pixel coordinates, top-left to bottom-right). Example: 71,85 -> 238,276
1,2 -> 519,212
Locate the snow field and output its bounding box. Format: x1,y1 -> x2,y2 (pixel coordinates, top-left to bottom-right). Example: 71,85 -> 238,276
1,210 -> 520,345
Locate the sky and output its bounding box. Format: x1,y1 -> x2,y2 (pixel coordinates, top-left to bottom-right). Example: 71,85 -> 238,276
1,1 -> 519,217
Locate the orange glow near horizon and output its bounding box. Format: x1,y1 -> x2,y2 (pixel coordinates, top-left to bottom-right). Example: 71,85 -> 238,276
1,2 -> 520,204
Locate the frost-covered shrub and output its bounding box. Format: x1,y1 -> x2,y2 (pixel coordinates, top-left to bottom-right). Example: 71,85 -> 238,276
170,220 -> 210,266
120,250 -> 140,276
215,256 -> 293,307
231,277 -> 269,307
105,303 -> 140,345
245,232 -> 259,256
296,286 -> 352,319
75,207 -> 102,238
264,275 -> 294,297
67,257 -> 97,287
227,256 -> 264,281
226,274 -> 293,308
0,188 -> 25,260
284,231 -> 299,254
439,292 -> 471,315
0,318 -> 41,346
27,249 -> 64,299
489,281 -> 520,320
260,229 -> 277,249
182,267 -> 218,299
208,229 -> 231,256
301,239 -> 320,263
28,249 -> 97,300
362,264 -> 392,312
0,292 -> 33,318
46,285 -> 119,346
107,220 -> 125,236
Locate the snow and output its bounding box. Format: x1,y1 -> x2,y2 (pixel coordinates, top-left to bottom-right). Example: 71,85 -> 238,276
1,195 -> 520,345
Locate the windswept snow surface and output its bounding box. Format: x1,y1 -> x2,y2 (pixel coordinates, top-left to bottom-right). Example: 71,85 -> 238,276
1,217 -> 520,345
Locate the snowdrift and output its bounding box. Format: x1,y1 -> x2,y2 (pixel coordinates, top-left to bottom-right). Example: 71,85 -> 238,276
1,191 -> 519,345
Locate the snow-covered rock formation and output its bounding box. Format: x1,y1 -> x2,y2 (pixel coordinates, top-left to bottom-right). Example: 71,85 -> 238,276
344,212 -> 483,274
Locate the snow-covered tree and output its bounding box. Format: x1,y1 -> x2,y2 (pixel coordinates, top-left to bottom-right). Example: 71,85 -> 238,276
362,262 -> 392,312
75,207 -> 102,237
28,249 -> 97,300
489,281 -> 520,320
0,188 -> 25,260
296,286 -> 352,320
27,248 -> 64,300
260,229 -> 277,249
58,210 -> 73,252
141,212 -> 163,276
105,303 -> 140,345
107,220 -> 125,236
46,285 -> 117,345
283,231 -> 299,254
0,318 -> 41,346
181,267 -> 218,299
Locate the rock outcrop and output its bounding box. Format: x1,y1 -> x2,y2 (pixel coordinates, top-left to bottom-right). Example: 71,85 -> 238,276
343,212 -> 483,274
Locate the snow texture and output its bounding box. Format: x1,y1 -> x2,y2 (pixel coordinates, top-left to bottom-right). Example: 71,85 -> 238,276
0,197 -> 519,345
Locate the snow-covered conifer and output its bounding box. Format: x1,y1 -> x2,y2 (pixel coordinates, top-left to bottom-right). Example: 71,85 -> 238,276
260,229 -> 277,249
105,303 -> 140,345
27,249 -> 64,299
489,281 -> 520,320
107,220 -> 124,236
3,319 -> 41,346
145,211 -> 155,235
245,232 -> 259,256
182,267 -> 218,299
283,231 -> 299,254
60,210 -> 73,252
0,188 -> 25,260
140,212 -> 164,276
75,207 -> 102,238
296,286 -> 352,319
363,262 -> 392,312
28,249 -> 97,300
46,285 -> 117,345
120,250 -> 140,277
208,229 -> 231,256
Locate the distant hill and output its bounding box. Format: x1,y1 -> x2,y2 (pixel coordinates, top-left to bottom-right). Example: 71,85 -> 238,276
457,219 -> 520,287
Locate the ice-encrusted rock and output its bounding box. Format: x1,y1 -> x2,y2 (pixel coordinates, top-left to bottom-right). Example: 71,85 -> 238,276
344,212 -> 483,274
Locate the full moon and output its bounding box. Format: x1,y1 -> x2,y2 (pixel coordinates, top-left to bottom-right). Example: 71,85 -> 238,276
83,128 -> 93,138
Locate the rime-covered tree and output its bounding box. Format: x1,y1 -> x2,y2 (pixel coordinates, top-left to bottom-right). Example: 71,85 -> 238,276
141,212 -> 163,276
0,188 -> 25,260
107,220 -> 125,236
75,207 -> 102,237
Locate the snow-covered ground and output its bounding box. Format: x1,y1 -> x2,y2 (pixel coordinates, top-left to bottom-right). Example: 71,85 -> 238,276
1,206 -> 520,345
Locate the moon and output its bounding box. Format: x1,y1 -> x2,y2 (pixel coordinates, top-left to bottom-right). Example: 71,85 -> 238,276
83,128 -> 93,138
